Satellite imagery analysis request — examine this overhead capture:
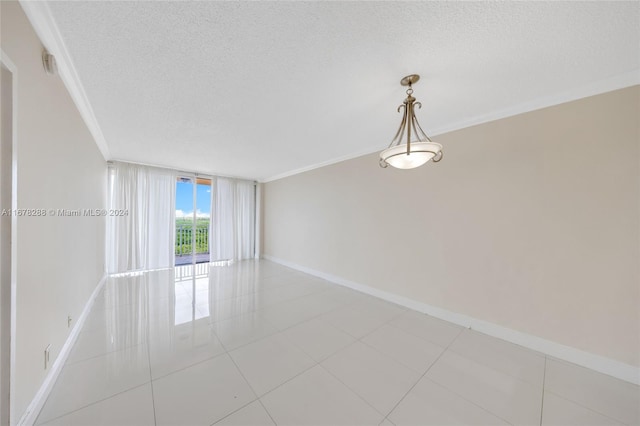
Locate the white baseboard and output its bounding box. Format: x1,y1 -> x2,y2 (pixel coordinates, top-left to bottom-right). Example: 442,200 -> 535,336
263,255 -> 640,386
17,273 -> 108,426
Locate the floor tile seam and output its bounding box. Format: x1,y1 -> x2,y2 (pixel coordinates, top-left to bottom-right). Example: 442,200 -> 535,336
324,317 -> 388,341
64,341 -> 148,367
544,358 -> 640,393
384,320 -> 465,353
256,362 -> 321,401
349,317 -> 442,374
287,316 -> 361,356
215,326 -> 281,353
200,324 -> 271,409
356,337 -> 435,376
422,357 -> 537,426
257,303 -> 347,335
539,356 -> 547,426
185,279 -> 330,306
36,382 -> 152,425
225,349 -> 262,402
438,344 -> 547,392
446,339 -> 546,367
443,344 -> 546,389
192,287 -> 261,301
208,398 -> 261,426
205,292 -> 333,328
254,286 -> 335,309
229,340 -> 298,399
273,320 -> 355,364
205,300 -> 277,323
201,300 -> 287,325
211,314 -> 288,352
146,342 -> 158,426
348,309 -> 416,344
381,327 -> 464,423
347,303 -> 408,323
351,297 -> 409,313
454,329 -> 548,361
321,299 -> 409,339
432,325 -> 546,392
257,399 -> 278,426
314,361 -> 388,421
150,350 -> 230,383
224,326 -> 319,397
414,377 -> 517,426
542,388 -> 634,425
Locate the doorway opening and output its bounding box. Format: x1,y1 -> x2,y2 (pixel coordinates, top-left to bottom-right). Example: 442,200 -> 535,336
175,177 -> 211,266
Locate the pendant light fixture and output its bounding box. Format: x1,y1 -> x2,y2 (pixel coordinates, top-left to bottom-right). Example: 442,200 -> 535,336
379,74 -> 443,169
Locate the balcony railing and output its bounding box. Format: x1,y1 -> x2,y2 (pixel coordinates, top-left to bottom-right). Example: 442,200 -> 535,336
175,224 -> 209,256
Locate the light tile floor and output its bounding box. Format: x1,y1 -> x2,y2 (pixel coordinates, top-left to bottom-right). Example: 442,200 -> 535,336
36,260 -> 639,426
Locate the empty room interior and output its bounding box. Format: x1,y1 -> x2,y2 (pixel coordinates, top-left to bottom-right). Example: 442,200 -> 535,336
0,1 -> 639,425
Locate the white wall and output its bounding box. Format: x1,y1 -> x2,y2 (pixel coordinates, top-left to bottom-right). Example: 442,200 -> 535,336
1,1 -> 106,421
263,86 -> 640,369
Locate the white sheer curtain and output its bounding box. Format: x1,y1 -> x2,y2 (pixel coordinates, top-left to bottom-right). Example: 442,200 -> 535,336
210,177 -> 255,262
107,162 -> 176,273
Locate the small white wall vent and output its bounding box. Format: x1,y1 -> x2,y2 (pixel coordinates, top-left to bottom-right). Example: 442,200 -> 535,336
42,50 -> 58,75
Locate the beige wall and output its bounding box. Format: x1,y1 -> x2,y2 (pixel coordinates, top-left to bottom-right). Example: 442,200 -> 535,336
264,86 -> 640,368
1,1 -> 107,421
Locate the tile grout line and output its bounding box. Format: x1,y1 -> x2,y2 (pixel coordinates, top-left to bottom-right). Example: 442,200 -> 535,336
205,285 -> 339,331
36,382 -> 152,425
165,269 -> 261,425
381,327 -> 465,423
206,329 -> 307,426
213,328 -> 271,425
316,360 -> 391,420
419,328 -> 546,390
241,298 -> 417,420
539,356 -> 547,426
219,341 -> 261,400
209,399 -> 258,426
181,301 -> 266,426
427,376 -> 516,425
398,351 -> 517,425
384,320 -> 459,350
396,325 -> 519,425
257,399 -> 278,426
543,389 -> 630,425
256,362 -> 320,400
302,309 -> 421,420
145,309 -> 158,426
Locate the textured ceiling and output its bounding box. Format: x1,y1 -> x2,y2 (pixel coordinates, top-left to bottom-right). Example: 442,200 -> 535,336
47,1 -> 639,181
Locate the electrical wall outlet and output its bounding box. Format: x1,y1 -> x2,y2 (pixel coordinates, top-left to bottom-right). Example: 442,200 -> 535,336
67,316 -> 72,328
44,344 -> 51,370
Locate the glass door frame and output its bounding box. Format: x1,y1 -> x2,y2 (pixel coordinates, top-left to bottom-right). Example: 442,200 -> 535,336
175,173 -> 213,267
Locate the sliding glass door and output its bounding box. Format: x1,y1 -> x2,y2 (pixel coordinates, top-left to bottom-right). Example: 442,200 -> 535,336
175,176 -> 211,266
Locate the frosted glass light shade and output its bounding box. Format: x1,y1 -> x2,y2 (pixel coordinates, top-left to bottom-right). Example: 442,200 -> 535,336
380,142 -> 443,169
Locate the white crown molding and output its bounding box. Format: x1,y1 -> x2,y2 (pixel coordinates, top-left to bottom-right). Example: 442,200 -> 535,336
260,145 -> 380,183
263,254 -> 640,386
261,71 -> 640,183
17,274 -> 107,426
427,70 -> 640,137
19,0 -> 110,160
